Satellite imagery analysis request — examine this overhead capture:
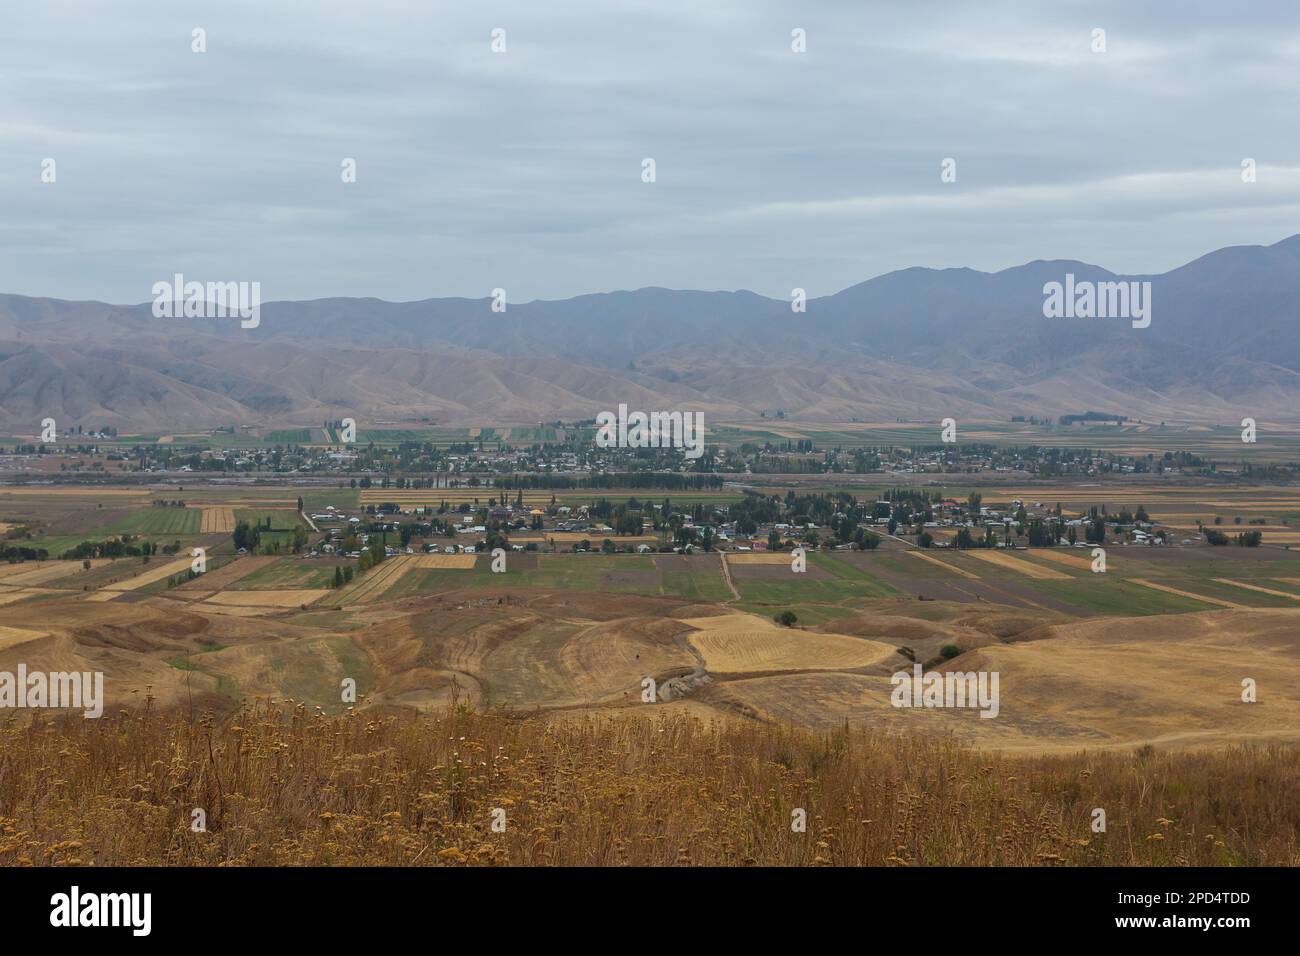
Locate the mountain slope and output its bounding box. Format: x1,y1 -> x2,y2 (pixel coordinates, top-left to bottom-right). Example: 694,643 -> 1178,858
2,235 -> 1298,430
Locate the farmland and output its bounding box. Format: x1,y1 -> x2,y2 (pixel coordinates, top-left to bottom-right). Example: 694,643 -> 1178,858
2,471 -> 1300,870
2,475 -> 1300,754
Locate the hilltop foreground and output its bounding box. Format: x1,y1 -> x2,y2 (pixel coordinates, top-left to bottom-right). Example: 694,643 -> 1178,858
2,704 -> 1296,866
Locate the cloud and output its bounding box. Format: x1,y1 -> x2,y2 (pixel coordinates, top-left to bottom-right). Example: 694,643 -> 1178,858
0,0 -> 1297,302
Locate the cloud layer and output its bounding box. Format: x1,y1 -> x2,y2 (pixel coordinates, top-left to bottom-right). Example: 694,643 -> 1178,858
2,0 -> 1298,303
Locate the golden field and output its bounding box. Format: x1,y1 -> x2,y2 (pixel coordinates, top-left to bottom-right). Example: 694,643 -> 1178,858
0,704 -> 1295,866
967,549 -> 1071,580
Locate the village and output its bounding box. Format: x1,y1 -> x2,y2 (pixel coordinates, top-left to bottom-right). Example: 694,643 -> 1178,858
289,489 -> 1185,564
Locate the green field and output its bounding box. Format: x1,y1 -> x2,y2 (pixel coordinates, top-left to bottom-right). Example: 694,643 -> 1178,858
357,429 -> 437,444
301,488 -> 358,512
265,429 -> 313,444
1031,578 -> 1219,615
226,559 -> 338,590
386,553 -> 733,603
731,553 -> 899,609
90,507 -> 203,536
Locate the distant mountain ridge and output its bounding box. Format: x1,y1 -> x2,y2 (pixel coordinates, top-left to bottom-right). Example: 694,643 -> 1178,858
2,235 -> 1299,431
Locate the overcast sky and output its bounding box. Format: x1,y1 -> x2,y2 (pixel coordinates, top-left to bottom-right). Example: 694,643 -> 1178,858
3,0 -> 1299,305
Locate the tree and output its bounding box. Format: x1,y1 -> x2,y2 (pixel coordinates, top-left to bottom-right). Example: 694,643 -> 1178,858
1085,516 -> 1105,544
232,520 -> 261,552
333,566 -> 344,588
774,610 -> 797,627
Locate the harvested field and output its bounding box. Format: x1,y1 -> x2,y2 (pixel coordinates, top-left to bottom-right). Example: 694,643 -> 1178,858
0,625 -> 49,650
967,550 -> 1071,579
0,559 -> 112,586
724,552 -> 793,565
1031,548 -> 1102,571
678,611 -> 894,674
0,587 -> 58,606
0,562 -> 59,581
174,556 -> 276,592
536,532 -> 659,545
411,554 -> 477,569
200,506 -> 237,533
905,549 -> 979,578
203,589 -> 330,608
325,555 -> 414,605
0,488 -> 149,497
96,557 -> 195,593
707,606 -> 1300,751
191,603 -> 287,617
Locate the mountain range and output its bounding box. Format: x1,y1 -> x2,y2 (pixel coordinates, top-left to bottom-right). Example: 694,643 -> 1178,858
2,235 -> 1299,432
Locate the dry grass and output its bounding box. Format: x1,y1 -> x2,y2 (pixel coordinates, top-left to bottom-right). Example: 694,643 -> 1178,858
0,704 -> 1295,866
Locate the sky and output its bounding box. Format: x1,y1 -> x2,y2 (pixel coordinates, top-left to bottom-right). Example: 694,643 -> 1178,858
3,0 -> 1299,305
